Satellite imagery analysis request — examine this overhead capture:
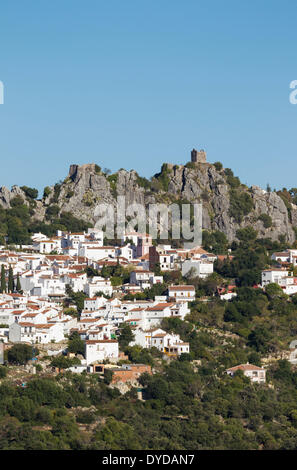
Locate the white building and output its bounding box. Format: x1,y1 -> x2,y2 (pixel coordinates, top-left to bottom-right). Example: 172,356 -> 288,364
87,228 -> 104,244
117,245 -> 134,262
84,277 -> 113,298
84,296 -> 106,311
79,245 -> 116,261
158,252 -> 175,271
168,285 -> 196,302
278,276 -> 297,295
130,271 -> 154,286
33,239 -> 61,254
144,303 -> 174,328
261,269 -> 289,288
131,328 -> 190,356
9,321 -> 64,344
271,251 -> 290,263
182,260 -> 213,279
64,272 -> 87,292
85,339 -> 119,365
226,363 -> 266,384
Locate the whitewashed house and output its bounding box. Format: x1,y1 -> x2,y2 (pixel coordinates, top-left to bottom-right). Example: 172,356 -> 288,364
85,339 -> 119,365
84,296 -> 106,311
168,285 -> 196,302
131,328 -> 190,356
261,269 -> 289,288
182,259 -> 213,279
79,245 -> 116,261
9,321 -> 64,344
144,303 -> 174,328
226,363 -> 266,383
84,276 -> 113,298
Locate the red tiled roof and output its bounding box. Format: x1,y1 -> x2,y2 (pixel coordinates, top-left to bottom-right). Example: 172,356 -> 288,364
226,363 -> 264,372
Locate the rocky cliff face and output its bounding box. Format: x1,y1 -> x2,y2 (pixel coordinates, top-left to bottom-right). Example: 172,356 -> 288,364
0,185 -> 28,209
0,161 -> 296,243
165,163 -> 295,242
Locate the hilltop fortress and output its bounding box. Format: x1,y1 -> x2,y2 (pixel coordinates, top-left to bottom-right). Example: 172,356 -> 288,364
0,146 -> 295,244
191,148 -> 207,163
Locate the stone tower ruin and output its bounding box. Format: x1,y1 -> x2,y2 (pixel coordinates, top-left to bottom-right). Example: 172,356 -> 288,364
191,148 -> 207,163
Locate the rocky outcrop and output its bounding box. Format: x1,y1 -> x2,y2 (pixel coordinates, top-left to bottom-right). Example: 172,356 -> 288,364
0,161 -> 295,243
0,185 -> 28,209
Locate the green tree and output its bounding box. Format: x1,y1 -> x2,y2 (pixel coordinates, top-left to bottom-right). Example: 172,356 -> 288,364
248,326 -> 273,353
214,161 -> 223,171
236,226 -> 258,242
43,186 -> 51,198
229,190 -> 254,223
0,265 -> 6,293
8,265 -> 14,293
65,286 -> 86,313
104,369 -> 114,385
118,324 -> 135,350
258,213 -> 272,228
0,366 -> 7,378
265,283 -> 286,299
6,217 -> 30,244
50,355 -> 80,369
8,344 -> 36,365
16,274 -> 22,293
94,417 -> 140,450
21,186 -> 38,199
68,332 -> 85,355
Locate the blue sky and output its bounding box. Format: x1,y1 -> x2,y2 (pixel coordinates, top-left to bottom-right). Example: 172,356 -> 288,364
0,0 -> 297,196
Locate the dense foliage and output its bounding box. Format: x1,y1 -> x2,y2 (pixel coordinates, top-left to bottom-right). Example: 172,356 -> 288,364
0,193 -> 92,245
2,350 -> 297,450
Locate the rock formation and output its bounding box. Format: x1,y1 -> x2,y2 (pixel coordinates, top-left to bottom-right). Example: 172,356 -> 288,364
0,160 -> 296,243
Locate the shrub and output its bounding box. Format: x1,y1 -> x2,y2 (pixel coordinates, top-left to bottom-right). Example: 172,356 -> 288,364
229,190 -> 254,223
258,213 -> 272,228
104,369 -> 114,385
21,186 -> 38,199
43,186 -> 51,198
136,175 -> 151,189
68,332 -> 85,355
154,164 -> 171,191
82,190 -> 94,207
236,226 -> 258,242
185,162 -> 196,170
214,161 -> 223,171
76,410 -> 95,424
0,366 -> 7,378
118,325 -> 135,349
10,195 -> 25,207
8,344 -> 36,365
66,189 -> 74,199
225,168 -> 241,188
107,174 -> 118,197
50,355 -> 81,369
46,205 -> 60,219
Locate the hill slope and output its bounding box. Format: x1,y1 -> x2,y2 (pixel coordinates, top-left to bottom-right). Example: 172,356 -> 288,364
0,161 -> 296,243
